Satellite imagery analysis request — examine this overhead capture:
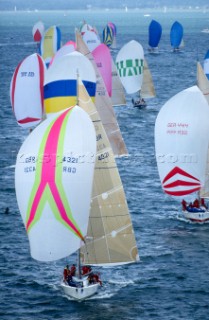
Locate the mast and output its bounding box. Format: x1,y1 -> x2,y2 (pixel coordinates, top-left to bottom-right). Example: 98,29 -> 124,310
77,249 -> 81,279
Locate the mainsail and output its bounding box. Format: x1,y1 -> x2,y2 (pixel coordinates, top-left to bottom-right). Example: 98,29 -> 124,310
141,58 -> 156,98
78,79 -> 139,265
111,57 -> 126,106
76,30 -> 128,156
15,106 -> 96,262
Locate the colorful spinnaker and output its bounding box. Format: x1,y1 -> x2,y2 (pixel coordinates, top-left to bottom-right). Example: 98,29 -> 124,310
116,40 -> 144,94
44,51 -> 96,115
40,25 -> 62,68
204,50 -> 209,80
148,20 -> 162,51
102,25 -> 113,48
32,20 -> 45,43
111,58 -> 126,106
10,53 -> 45,128
15,106 -> 96,261
107,22 -> 117,48
92,44 -> 112,96
170,21 -> 183,50
155,86 -> 209,197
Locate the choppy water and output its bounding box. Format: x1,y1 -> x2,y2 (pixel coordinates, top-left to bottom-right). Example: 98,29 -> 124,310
1,9 -> 209,320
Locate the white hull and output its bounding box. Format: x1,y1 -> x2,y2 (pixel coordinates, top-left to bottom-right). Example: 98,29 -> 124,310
61,276 -> 100,301
183,210 -> 209,223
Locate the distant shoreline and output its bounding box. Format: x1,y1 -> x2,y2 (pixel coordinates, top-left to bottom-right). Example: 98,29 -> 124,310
0,7 -> 209,13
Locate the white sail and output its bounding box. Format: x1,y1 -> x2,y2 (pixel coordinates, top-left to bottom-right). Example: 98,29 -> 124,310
141,58 -> 156,99
155,86 -> 209,197
10,53 -> 46,129
76,30 -> 128,156
116,40 -> 144,94
78,79 -> 139,266
15,106 -> 96,261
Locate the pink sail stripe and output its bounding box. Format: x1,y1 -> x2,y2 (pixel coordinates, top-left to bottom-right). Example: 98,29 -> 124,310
26,107 -> 84,241
163,180 -> 200,189
164,187 -> 200,196
162,166 -> 200,184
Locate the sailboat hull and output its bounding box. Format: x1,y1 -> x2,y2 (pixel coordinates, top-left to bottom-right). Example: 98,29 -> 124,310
61,279 -> 100,301
183,210 -> 209,223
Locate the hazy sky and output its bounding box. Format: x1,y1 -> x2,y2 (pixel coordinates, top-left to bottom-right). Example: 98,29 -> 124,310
0,0 -> 209,11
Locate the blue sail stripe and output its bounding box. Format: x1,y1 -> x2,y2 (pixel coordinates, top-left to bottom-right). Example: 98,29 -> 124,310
44,80 -> 96,99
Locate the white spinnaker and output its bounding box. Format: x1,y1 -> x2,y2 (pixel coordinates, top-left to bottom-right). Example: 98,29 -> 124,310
15,106 -> 96,261
155,86 -> 209,197
45,51 -> 96,84
82,30 -> 101,52
10,53 -> 45,128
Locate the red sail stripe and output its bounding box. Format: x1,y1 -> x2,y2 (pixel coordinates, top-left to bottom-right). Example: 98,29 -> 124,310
163,180 -> 200,189
162,166 -> 200,184
18,117 -> 41,124
164,187 -> 200,196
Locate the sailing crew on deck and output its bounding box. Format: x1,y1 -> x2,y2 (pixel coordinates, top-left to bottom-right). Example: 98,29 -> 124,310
63,265 -> 70,283
70,264 -> 76,276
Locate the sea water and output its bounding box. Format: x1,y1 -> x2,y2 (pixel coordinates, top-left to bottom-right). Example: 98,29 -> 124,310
1,9 -> 209,320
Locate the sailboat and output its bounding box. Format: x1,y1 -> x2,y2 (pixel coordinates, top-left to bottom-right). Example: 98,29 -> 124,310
61,77 -> 139,299
155,86 -> 209,222
78,77 -> 139,267
148,20 -> 162,53
15,105 -> 99,300
170,21 -> 183,52
116,40 -> 155,108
